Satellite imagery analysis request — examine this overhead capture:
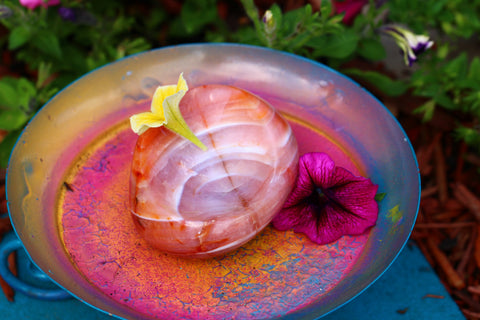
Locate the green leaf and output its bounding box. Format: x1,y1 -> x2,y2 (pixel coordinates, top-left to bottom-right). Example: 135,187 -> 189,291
8,25 -> 32,50
413,99 -> 436,122
309,30 -> 359,59
282,5 -> 308,34
240,0 -> 260,26
32,30 -> 62,59
343,69 -> 409,97
319,0 -> 333,19
433,92 -> 456,110
436,43 -> 449,60
180,0 -> 218,34
0,130 -> 22,168
0,109 -> 29,131
455,126 -> 480,150
16,78 -> 37,112
36,62 -> 52,88
464,91 -> 480,112
0,80 -> 19,109
268,3 -> 283,32
17,78 -> 36,96
443,52 -> 468,80
468,57 -> 480,83
375,192 -> 386,202
356,38 -> 386,61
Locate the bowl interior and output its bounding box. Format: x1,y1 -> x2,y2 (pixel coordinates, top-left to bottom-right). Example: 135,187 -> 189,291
7,44 -> 419,319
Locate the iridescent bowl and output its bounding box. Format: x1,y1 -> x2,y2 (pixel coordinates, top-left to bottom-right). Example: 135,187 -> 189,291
5,44 -> 420,319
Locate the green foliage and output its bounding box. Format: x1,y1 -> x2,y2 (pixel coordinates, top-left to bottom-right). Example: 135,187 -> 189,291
343,69 -> 409,97
0,130 -> 21,168
0,77 -> 36,130
180,0 -> 219,35
0,0 -> 480,166
224,0 -> 386,64
379,0 -> 480,149
387,0 -> 480,38
0,0 -> 158,166
408,50 -> 480,148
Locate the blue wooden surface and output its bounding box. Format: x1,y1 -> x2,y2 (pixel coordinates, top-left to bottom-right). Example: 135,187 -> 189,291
0,237 -> 465,320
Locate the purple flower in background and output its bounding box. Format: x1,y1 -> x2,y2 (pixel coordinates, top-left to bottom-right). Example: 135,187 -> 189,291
0,5 -> 13,18
58,6 -> 76,21
58,6 -> 97,25
272,153 -> 379,245
19,0 -> 60,10
383,25 -> 434,66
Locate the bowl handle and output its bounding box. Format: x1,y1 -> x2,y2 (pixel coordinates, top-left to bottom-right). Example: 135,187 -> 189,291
0,234 -> 71,300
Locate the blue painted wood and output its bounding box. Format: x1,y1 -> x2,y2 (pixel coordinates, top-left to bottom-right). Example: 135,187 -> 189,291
324,241 -> 465,319
0,238 -> 465,319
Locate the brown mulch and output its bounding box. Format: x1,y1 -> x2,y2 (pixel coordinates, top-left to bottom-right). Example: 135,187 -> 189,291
390,91 -> 480,319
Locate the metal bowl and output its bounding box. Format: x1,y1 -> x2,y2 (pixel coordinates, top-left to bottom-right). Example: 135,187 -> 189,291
5,44 -> 419,319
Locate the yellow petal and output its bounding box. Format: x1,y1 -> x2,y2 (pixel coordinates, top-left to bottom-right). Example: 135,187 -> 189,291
150,85 -> 176,115
130,73 -> 207,151
163,91 -> 207,151
176,72 -> 188,92
130,112 -> 165,135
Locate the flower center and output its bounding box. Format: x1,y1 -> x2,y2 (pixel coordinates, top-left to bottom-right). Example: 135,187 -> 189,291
306,187 -> 328,210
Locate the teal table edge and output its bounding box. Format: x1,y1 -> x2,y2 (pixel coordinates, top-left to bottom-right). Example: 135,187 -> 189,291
0,232 -> 465,320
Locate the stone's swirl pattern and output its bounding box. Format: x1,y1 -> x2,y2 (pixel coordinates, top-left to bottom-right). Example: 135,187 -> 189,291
60,127 -> 367,319
130,85 -> 299,257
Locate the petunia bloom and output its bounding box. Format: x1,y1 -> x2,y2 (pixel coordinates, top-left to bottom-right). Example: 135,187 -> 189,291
19,0 -> 60,10
332,0 -> 368,25
383,26 -> 434,66
130,73 -> 207,151
272,152 -> 379,245
262,10 -> 275,35
58,6 -> 76,21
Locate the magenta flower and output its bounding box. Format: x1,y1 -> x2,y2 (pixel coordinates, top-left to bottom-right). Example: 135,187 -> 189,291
332,0 -> 368,25
272,152 -> 379,245
19,0 -> 60,10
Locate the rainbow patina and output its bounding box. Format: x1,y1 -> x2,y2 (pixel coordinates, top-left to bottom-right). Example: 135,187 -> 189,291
58,113 -> 368,319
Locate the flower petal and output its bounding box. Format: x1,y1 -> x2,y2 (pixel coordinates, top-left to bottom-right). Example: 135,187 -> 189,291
271,201 -> 310,231
303,152 -> 337,188
150,85 -> 177,115
163,91 -> 207,151
282,153 -> 334,207
20,0 -> 60,10
130,112 -> 166,135
130,73 -> 206,150
294,202 -> 375,245
176,72 -> 188,93
383,25 -> 434,67
272,152 -> 379,245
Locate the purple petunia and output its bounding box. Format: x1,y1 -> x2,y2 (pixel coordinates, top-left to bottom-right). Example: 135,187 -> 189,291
58,7 -> 76,22
383,26 -> 434,66
272,152 -> 379,245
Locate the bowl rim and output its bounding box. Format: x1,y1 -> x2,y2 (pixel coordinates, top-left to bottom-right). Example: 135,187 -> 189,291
5,43 -> 421,320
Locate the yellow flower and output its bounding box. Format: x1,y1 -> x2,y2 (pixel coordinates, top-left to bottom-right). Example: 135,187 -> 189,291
130,73 -> 207,151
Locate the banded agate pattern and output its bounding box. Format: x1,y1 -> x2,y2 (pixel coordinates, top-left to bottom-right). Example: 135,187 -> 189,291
130,85 -> 299,257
